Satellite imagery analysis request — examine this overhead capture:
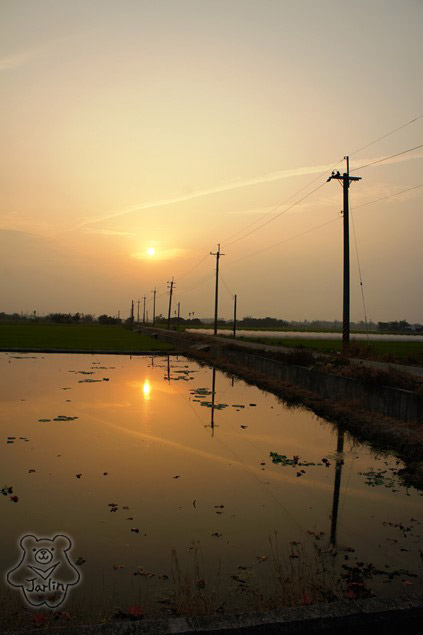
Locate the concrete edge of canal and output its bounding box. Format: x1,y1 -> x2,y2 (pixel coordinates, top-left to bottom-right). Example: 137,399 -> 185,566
3,596 -> 423,635
135,326 -> 423,424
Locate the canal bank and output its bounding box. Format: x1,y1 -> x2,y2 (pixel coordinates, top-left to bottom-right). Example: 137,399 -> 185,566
136,326 -> 423,489
3,595 -> 422,634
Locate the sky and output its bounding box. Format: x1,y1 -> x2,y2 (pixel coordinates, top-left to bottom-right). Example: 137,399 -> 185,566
1,0 -> 422,322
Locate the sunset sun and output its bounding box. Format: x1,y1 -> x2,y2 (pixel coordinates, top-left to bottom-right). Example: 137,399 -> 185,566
147,247 -> 156,256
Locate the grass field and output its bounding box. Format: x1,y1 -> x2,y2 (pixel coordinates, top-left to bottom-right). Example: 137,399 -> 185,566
0,323 -> 174,352
236,336 -> 423,365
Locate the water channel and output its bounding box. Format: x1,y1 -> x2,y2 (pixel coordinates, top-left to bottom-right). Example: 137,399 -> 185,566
1,353 -> 422,623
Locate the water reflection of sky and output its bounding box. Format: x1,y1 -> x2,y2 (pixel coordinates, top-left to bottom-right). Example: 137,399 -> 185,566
0,353 -> 422,621
188,329 -> 423,342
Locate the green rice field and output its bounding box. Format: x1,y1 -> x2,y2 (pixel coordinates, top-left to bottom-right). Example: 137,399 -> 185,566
0,323 -> 174,352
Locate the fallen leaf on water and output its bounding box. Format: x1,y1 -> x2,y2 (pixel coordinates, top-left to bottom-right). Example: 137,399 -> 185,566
75,474 -> 82,479
10,495 -> 19,503
32,613 -> 46,627
28,469 -> 36,474
131,528 -> 140,533
75,557 -> 86,566
128,606 -> 143,619
211,532 -> 222,537
172,475 -> 180,479
193,499 -> 197,508
113,564 -> 124,570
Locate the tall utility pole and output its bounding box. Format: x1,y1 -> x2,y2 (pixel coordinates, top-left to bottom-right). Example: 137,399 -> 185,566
137,299 -> 140,323
152,288 -> 156,326
143,295 -> 146,324
210,244 -> 224,336
167,279 -> 174,330
130,300 -> 134,326
233,294 -> 237,338
177,302 -> 180,330
327,157 -> 361,352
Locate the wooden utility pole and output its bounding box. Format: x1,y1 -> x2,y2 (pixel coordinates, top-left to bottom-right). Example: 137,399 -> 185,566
143,295 -> 146,324
167,279 -> 174,330
177,302 -> 180,330
233,294 -> 237,338
210,244 -> 224,336
327,157 -> 361,352
152,288 -> 156,326
130,300 -> 134,326
137,299 -> 140,323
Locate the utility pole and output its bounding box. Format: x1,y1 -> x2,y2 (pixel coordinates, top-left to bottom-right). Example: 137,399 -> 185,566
327,157 -> 361,352
167,279 -> 174,330
143,295 -> 146,324
130,300 -> 134,327
233,294 -> 237,338
177,302 -> 180,330
137,299 -> 140,323
210,244 -> 224,336
152,288 -> 156,326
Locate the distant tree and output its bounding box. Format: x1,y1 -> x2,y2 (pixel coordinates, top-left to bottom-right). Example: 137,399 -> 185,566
98,314 -> 121,325
48,313 -> 73,324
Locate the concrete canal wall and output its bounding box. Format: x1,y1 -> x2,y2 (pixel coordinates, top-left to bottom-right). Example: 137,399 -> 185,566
140,327 -> 423,423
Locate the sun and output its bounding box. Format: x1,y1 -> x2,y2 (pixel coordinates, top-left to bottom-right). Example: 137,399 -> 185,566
147,247 -> 156,256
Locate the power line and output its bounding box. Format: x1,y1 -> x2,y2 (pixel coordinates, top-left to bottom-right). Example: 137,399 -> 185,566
177,253 -> 210,282
350,209 -> 370,344
221,115 -> 421,247
178,271 -> 215,295
352,183 -> 423,210
224,181 -> 327,247
349,115 -> 422,157
220,272 -> 234,298
225,217 -> 340,269
221,161 -> 343,245
222,183 -> 422,272
351,144 -> 423,172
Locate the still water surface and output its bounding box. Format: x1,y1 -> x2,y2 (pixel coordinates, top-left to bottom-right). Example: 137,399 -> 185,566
0,353 -> 422,621
188,329 -> 423,342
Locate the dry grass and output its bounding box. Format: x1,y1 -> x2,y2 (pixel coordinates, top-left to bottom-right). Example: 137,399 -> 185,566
167,535 -> 343,617
170,541 -> 222,615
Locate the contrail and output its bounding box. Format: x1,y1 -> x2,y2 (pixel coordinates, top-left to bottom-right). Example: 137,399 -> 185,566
74,151 -> 423,230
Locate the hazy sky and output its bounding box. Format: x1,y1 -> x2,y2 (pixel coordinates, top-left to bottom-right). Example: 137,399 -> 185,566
1,0 -> 422,321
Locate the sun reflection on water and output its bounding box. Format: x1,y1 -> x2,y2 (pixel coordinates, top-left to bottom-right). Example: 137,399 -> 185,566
143,379 -> 151,400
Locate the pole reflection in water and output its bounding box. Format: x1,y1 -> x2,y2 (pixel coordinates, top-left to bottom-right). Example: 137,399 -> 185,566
329,429 -> 345,546
204,367 -> 217,437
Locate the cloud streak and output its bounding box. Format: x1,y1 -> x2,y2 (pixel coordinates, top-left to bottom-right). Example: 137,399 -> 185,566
76,151 -> 423,229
